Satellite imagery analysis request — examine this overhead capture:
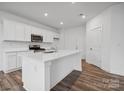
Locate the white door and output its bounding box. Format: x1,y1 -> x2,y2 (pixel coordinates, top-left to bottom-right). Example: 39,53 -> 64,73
7,52 -> 17,70
87,26 -> 102,68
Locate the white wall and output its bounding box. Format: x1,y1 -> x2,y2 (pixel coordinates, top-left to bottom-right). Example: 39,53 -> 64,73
86,3 -> 124,75
58,26 -> 86,59
110,3 -> 124,75
86,7 -> 111,72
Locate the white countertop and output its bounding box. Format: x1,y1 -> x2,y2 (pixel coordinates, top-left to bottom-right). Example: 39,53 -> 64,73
3,48 -> 29,52
22,50 -> 82,91
20,50 -> 81,62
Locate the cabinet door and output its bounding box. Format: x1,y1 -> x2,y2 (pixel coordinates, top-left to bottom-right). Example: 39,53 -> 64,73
7,52 -> 17,70
53,32 -> 60,39
24,24 -> 31,42
42,31 -> 47,42
43,30 -> 53,43
48,32 -> 54,42
15,22 -> 25,41
3,19 -> 16,40
36,28 -> 42,35
31,27 -> 41,35
16,54 -> 22,68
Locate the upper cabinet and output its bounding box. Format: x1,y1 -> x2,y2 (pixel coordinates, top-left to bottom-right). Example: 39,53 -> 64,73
15,22 -> 25,41
3,19 -> 16,41
24,24 -> 32,42
53,32 -> 60,39
3,19 -> 25,41
31,26 -> 42,35
2,19 -> 59,43
43,30 -> 54,43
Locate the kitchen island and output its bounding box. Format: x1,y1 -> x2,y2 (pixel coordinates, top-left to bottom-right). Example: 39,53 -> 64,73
20,50 -> 82,91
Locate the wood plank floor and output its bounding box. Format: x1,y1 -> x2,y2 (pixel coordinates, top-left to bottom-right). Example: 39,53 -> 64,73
0,61 -> 124,91
0,70 -> 25,91
51,62 -> 124,91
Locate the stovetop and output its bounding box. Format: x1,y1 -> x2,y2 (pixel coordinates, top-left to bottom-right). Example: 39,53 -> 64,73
29,45 -> 56,53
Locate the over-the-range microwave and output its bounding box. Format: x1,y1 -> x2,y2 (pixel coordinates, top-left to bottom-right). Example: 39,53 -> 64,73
31,34 -> 43,42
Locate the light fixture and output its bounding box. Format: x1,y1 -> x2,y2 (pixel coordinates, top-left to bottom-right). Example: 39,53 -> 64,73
44,13 -> 48,17
82,15 -> 86,19
60,22 -> 63,25
72,2 -> 76,4
80,14 -> 86,19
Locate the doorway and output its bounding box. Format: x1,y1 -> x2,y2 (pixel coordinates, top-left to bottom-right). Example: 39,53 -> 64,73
87,26 -> 102,68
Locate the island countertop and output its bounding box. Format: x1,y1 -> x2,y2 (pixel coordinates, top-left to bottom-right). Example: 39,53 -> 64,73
21,50 -> 82,91
20,50 -> 81,62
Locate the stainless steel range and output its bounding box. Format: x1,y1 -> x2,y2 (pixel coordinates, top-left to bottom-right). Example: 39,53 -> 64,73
29,45 -> 45,53
29,45 -> 56,53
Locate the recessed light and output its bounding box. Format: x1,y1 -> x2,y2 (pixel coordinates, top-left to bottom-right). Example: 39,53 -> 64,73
82,15 -> 86,19
44,13 -> 48,17
72,2 -> 76,4
60,22 -> 63,25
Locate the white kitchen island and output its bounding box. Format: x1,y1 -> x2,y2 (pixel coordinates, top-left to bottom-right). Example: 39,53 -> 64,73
21,50 -> 82,91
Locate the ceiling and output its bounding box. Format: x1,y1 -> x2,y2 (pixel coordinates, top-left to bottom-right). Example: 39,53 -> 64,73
0,2 -> 118,29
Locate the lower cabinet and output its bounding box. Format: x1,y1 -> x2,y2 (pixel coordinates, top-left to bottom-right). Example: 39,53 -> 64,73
3,52 -> 23,73
7,52 -> 17,71
16,53 -> 22,68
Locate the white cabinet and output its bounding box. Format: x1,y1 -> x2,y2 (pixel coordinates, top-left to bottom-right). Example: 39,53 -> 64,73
15,22 -> 25,41
3,51 -> 26,73
3,19 -> 16,40
31,26 -> 37,34
31,27 -> 42,35
47,32 -> 54,42
2,19 -> 57,43
3,19 -> 25,41
24,24 -> 32,42
17,53 -> 22,68
42,31 -> 47,42
53,32 -> 60,39
43,30 -> 54,43
6,52 -> 17,71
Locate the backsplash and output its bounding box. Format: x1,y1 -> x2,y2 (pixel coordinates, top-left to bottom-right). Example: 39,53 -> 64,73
0,41 -> 29,49
0,40 -> 59,50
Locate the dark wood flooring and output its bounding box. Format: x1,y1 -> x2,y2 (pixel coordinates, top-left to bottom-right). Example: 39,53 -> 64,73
51,62 -> 124,91
0,70 -> 25,91
0,61 -> 124,91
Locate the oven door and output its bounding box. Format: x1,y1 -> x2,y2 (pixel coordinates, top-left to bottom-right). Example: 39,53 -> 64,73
31,34 -> 43,42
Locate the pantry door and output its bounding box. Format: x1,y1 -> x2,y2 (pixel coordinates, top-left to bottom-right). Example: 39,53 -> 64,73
87,26 -> 102,68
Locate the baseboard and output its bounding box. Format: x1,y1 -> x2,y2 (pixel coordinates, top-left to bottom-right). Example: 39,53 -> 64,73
3,67 -> 22,73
